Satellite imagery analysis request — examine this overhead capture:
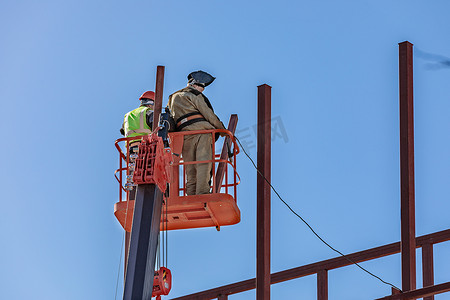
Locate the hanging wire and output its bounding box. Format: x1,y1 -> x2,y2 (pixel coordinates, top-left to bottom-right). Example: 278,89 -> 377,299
157,234 -> 161,270
161,203 -> 165,270
235,136 -> 402,292
165,195 -> 168,268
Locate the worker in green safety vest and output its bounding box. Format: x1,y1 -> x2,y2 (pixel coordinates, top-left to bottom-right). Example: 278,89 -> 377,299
120,91 -> 155,200
120,91 -> 155,151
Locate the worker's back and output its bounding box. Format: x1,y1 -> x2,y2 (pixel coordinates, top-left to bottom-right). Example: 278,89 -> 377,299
168,86 -> 223,131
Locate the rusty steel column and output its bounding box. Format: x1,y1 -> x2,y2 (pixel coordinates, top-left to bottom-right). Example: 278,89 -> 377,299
317,270 -> 328,300
422,242 -> 434,300
399,41 -> 416,292
153,65 -> 165,130
257,84 -> 271,300
214,114 -> 239,193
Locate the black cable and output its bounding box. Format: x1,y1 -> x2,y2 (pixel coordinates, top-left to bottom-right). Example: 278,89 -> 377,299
235,136 -> 402,292
166,197 -> 168,268
161,213 -> 163,269
157,234 -> 161,270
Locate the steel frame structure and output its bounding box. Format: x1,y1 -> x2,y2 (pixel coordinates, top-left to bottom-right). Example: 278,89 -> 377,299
171,229 -> 450,299
170,42 -> 450,299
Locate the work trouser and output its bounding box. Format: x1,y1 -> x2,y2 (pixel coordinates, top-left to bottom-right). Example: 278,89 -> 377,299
182,133 -> 213,195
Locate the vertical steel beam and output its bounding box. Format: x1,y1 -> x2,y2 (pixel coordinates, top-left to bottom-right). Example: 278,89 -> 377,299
422,243 -> 434,300
391,287 -> 401,295
153,66 -> 165,130
214,114 -> 238,193
257,84 -> 271,300
399,41 -> 416,292
317,270 -> 328,300
123,184 -> 163,300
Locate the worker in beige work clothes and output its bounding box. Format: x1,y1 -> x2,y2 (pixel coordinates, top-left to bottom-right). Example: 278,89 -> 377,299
168,71 -> 225,195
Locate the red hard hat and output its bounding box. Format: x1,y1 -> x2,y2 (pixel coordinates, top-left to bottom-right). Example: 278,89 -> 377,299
139,91 -> 155,100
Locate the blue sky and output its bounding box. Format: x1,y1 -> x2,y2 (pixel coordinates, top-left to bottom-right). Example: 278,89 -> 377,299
1,0 -> 449,299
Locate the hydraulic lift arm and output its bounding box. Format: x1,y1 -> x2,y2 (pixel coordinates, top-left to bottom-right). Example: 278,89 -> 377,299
123,68 -> 171,299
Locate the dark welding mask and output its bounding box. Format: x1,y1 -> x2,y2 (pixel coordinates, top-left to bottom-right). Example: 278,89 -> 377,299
187,70 -> 215,87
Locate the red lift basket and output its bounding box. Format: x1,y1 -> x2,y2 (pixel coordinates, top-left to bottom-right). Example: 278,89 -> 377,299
114,128 -> 241,232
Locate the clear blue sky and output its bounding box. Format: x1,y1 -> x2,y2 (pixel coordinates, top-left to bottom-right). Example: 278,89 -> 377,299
1,0 -> 449,299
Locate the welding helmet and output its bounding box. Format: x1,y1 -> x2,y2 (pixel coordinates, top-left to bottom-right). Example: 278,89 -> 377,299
187,71 -> 215,87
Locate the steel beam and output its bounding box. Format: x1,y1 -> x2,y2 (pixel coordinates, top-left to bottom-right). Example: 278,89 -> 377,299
153,65 -> 165,130
214,114 -> 238,193
123,184 -> 163,300
422,242 -> 434,300
257,84 -> 271,300
392,288 -> 401,296
317,270 -> 328,300
171,229 -> 450,299
375,282 -> 450,300
399,41 -> 416,292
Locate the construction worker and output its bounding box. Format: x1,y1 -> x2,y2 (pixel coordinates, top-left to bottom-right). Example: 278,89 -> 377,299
120,91 -> 155,199
168,71 -> 225,195
120,91 -> 155,149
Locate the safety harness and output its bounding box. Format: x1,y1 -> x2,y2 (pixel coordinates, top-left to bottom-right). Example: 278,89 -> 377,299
168,87 -> 217,131
176,112 -> 206,130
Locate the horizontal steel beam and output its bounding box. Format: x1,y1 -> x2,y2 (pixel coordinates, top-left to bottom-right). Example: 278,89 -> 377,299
375,282 -> 450,300
171,229 -> 450,300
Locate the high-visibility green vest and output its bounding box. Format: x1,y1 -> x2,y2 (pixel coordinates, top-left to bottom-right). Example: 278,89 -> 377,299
123,106 -> 153,144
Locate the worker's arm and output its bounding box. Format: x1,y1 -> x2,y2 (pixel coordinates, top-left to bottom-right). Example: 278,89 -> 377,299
120,123 -> 125,136
191,94 -> 225,130
146,110 -> 154,130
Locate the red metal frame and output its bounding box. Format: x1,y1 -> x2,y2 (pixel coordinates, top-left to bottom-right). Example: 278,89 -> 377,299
171,42 -> 449,300
167,129 -> 240,198
215,115 -> 238,193
114,128 -> 241,232
171,229 -> 450,300
317,270 -> 328,300
376,282 -> 450,300
132,133 -> 172,192
422,242 -> 434,300
163,129 -> 241,231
